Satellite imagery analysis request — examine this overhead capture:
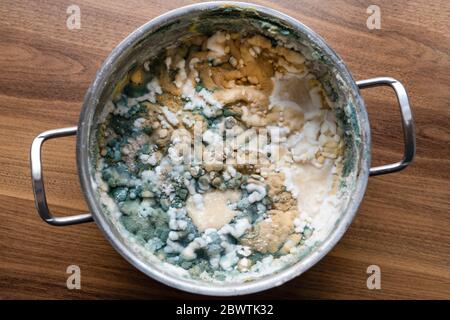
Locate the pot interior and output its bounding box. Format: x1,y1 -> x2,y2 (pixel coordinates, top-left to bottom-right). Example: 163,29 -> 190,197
81,3 -> 370,295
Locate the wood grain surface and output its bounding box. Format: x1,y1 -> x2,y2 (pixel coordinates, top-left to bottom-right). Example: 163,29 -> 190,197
0,0 -> 449,300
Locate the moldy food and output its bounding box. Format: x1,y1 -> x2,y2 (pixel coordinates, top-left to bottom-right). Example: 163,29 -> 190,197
94,30 -> 346,283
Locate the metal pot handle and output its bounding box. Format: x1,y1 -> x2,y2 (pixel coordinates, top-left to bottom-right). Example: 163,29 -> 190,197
356,77 -> 416,176
30,126 -> 93,226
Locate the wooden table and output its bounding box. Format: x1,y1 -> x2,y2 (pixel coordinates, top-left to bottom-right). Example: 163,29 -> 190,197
1,0 -> 449,300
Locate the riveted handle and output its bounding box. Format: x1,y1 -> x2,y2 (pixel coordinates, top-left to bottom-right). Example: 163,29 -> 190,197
30,126 -> 93,226
357,77 -> 416,176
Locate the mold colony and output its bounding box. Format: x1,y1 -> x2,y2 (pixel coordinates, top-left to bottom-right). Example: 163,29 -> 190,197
94,30 -> 346,282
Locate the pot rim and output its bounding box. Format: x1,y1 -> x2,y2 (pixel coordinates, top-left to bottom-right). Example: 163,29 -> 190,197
76,1 -> 371,296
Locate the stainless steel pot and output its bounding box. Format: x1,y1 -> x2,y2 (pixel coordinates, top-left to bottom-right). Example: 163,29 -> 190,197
30,2 -> 415,295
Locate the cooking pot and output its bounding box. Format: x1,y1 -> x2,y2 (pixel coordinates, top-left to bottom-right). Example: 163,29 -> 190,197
30,2 -> 415,295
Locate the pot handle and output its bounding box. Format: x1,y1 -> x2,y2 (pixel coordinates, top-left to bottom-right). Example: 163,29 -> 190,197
356,77 -> 416,176
30,126 -> 93,226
